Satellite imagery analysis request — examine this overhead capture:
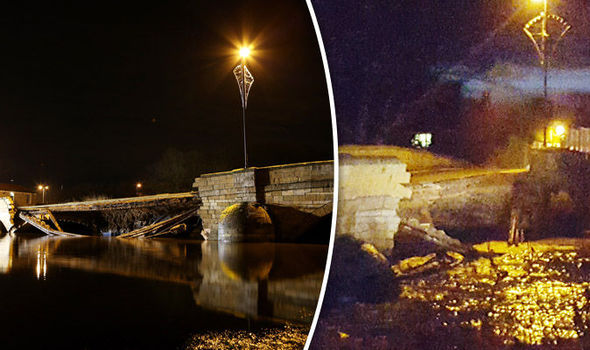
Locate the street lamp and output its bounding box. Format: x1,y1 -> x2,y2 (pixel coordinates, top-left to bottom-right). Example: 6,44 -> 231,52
136,182 -> 143,196
233,46 -> 254,169
545,120 -> 568,147
523,0 -> 571,146
38,185 -> 49,204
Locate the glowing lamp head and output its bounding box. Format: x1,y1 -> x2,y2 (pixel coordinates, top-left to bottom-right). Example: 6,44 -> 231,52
136,182 -> 142,189
45,186 -> 49,190
239,47 -> 251,58
555,124 -> 566,136
38,185 -> 43,190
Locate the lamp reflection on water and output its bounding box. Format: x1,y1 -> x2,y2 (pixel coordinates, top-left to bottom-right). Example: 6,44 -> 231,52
0,234 -> 13,273
36,249 -> 47,280
217,242 -> 275,282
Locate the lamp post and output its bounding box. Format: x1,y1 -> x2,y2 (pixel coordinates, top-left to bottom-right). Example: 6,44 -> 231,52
536,0 -> 548,100
523,0 -> 571,146
233,47 -> 254,169
38,185 -> 49,204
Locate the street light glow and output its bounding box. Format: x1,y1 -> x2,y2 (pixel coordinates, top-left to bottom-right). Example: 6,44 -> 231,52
38,184 -> 49,203
555,124 -> 566,136
239,47 -> 251,58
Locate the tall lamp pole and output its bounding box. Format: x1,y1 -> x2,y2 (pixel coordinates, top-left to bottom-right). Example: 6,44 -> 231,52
541,0 -> 548,99
523,0 -> 571,146
233,47 -> 254,169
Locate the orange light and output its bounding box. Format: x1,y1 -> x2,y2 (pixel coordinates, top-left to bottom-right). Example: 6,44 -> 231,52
239,47 -> 251,58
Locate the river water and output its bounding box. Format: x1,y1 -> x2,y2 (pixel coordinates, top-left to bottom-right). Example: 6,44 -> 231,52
0,234 -> 326,349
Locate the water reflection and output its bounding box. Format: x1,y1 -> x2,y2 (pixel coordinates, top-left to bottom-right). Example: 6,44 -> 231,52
217,242 -> 275,281
0,234 -> 326,324
36,250 -> 47,280
0,233 -> 13,273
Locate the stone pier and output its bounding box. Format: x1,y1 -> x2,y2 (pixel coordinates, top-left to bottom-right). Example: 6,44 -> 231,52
0,197 -> 15,233
193,161 -> 333,241
337,152 -> 412,251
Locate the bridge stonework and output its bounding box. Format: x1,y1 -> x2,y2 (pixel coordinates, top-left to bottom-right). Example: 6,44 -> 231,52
0,197 -> 15,233
337,153 -> 412,251
193,161 -> 333,241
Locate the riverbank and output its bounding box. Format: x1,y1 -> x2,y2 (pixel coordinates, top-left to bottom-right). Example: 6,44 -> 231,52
184,324 -> 308,350
312,238 -> 590,349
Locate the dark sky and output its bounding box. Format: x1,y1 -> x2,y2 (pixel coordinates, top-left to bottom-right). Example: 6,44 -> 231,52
312,0 -> 590,144
0,0 -> 332,194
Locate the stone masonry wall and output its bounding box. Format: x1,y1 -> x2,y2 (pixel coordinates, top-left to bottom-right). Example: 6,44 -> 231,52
193,169 -> 257,240
263,161 -> 333,215
0,197 -> 15,233
193,161 -> 333,240
398,173 -> 518,240
337,153 -> 412,251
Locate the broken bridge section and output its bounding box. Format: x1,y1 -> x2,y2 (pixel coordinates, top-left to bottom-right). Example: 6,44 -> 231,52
9,161 -> 334,241
336,145 -> 528,252
15,193 -> 201,237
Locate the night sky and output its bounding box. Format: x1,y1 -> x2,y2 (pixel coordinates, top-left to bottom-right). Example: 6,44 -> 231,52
312,0 -> 590,144
0,0 -> 333,197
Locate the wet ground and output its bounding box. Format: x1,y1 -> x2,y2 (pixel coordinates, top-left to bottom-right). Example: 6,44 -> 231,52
185,324 -> 308,349
312,239 -> 590,349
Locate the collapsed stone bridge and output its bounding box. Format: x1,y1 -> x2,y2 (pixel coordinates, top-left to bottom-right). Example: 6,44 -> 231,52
0,161 -> 334,243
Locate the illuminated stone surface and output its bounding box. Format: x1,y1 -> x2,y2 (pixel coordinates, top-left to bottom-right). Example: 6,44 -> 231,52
337,152 -> 411,251
218,202 -> 274,242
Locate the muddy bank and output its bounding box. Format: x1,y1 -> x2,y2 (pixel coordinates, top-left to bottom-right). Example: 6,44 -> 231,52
312,239 -> 590,349
184,324 -> 308,350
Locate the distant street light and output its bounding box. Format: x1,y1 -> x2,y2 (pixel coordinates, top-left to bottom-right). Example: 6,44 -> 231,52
523,0 -> 571,146
546,121 -> 568,147
233,46 -> 254,169
554,124 -> 566,137
38,185 -> 49,204
136,182 -> 143,196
